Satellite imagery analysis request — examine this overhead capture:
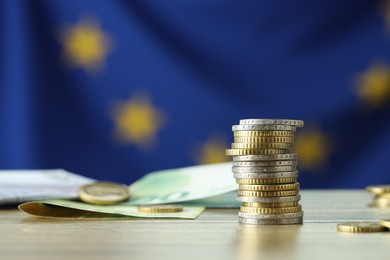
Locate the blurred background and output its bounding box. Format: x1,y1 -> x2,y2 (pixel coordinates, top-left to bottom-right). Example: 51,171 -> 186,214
1,0 -> 390,188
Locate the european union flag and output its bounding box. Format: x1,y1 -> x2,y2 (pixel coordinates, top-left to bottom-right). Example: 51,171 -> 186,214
1,0 -> 390,188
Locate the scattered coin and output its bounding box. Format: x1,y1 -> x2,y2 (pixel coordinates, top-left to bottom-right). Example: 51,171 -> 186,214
78,182 -> 130,205
137,204 -> 183,213
337,222 -> 387,233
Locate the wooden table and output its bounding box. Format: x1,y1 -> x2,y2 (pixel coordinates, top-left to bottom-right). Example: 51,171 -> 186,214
1,190 -> 389,260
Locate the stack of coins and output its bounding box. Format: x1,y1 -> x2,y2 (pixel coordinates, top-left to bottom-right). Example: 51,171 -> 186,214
366,185 -> 390,208
225,119 -> 304,225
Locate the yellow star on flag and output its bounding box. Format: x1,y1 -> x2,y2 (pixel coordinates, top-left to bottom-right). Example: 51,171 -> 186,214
294,127 -> 331,172
194,135 -> 229,165
111,93 -> 165,150
355,62 -> 390,107
61,16 -> 112,73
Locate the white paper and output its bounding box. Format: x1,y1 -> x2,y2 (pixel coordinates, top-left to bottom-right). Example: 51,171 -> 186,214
0,169 -> 95,205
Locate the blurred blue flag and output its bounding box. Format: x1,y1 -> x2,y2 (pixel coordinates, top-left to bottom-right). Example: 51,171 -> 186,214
1,0 -> 390,188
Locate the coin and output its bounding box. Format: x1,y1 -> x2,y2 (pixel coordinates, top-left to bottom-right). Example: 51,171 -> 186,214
234,136 -> 294,143
238,211 -> 304,219
379,219 -> 390,229
234,130 -> 295,137
137,204 -> 183,213
237,194 -> 301,203
366,185 -> 390,195
237,190 -> 299,197
242,201 -> 299,208
233,161 -> 297,167
239,216 -> 303,225
239,119 -> 304,127
233,154 -> 297,161
240,205 -> 302,214
370,197 -> 390,208
232,125 -> 296,131
233,171 -> 298,179
225,148 -> 290,156
231,142 -> 293,149
238,183 -> 299,191
236,177 -> 297,184
78,182 -> 130,205
336,222 -> 387,233
232,166 -> 296,173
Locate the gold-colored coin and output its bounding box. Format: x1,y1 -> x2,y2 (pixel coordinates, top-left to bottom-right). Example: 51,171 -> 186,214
234,136 -> 294,143
370,197 -> 390,208
240,205 -> 302,214
236,177 -> 297,184
231,142 -> 293,149
225,148 -> 290,156
137,204 -> 183,213
242,201 -> 299,208
78,182 -> 130,205
234,130 -> 295,137
379,219 -> 390,229
238,183 -> 299,191
375,193 -> 390,199
337,222 -> 387,233
366,185 -> 390,195
237,190 -> 299,197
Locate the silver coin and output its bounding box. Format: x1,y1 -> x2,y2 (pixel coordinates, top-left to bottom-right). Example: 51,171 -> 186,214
233,161 -> 297,167
232,125 -> 296,131
238,216 -> 303,225
232,166 -> 296,173
233,154 -> 298,161
237,194 -> 301,203
233,171 -> 298,179
239,119 -> 304,127
238,211 -> 304,220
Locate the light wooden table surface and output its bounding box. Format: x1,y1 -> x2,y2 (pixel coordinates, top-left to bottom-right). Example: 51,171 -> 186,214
1,190 -> 390,260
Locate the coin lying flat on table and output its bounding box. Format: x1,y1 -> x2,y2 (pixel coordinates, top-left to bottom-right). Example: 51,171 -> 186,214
336,222 -> 388,233
78,182 -> 130,205
137,204 -> 183,213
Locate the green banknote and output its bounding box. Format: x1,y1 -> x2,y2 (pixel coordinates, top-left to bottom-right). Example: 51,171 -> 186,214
127,162 -> 237,206
18,162 -> 238,219
19,199 -> 205,219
